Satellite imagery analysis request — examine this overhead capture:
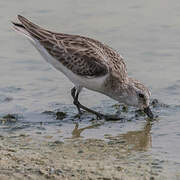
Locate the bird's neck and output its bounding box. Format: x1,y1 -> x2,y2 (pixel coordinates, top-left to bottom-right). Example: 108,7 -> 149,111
102,74 -> 133,102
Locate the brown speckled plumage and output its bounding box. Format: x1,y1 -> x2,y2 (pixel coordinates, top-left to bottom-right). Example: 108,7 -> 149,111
16,15 -> 127,80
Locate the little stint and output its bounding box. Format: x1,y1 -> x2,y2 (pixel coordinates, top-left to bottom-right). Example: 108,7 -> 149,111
12,15 -> 153,119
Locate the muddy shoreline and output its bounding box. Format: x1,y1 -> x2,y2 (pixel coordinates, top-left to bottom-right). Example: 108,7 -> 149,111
0,128 -> 167,180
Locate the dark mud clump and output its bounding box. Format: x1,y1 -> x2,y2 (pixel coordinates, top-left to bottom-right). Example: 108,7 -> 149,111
0,114 -> 18,123
42,110 -> 67,120
151,99 -> 169,108
56,112 -> 67,120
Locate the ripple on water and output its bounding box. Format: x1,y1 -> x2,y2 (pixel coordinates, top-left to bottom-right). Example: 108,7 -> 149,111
0,95 -> 13,103
0,86 -> 23,93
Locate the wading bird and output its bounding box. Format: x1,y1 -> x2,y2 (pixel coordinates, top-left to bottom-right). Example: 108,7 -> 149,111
12,15 -> 153,119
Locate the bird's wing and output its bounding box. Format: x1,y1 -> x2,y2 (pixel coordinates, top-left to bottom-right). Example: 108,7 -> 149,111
15,15 -> 109,78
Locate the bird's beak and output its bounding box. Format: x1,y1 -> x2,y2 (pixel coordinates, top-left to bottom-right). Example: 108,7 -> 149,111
143,106 -> 154,119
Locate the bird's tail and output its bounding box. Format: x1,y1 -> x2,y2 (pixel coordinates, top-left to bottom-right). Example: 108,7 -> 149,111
12,15 -> 53,43
12,15 -> 42,41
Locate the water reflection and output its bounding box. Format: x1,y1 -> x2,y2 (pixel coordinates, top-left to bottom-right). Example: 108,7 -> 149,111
71,122 -> 102,138
119,121 -> 152,151
71,121 -> 152,152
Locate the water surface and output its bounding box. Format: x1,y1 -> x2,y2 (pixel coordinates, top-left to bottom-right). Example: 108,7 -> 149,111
0,0 -> 180,179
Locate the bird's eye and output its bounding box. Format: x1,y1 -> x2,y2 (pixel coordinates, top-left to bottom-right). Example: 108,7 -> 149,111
139,93 -> 144,98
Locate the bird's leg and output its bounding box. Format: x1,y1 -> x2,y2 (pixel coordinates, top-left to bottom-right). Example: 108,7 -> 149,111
76,102 -> 122,120
71,87 -> 122,120
76,101 -> 104,119
71,87 -> 104,119
71,87 -> 82,114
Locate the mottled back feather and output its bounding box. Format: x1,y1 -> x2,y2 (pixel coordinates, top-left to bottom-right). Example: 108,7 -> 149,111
17,15 -> 128,80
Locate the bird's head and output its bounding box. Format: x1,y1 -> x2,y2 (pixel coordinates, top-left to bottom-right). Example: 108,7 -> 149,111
124,78 -> 153,119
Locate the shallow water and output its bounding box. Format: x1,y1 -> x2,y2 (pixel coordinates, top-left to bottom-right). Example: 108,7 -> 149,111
1,0 -> 180,179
